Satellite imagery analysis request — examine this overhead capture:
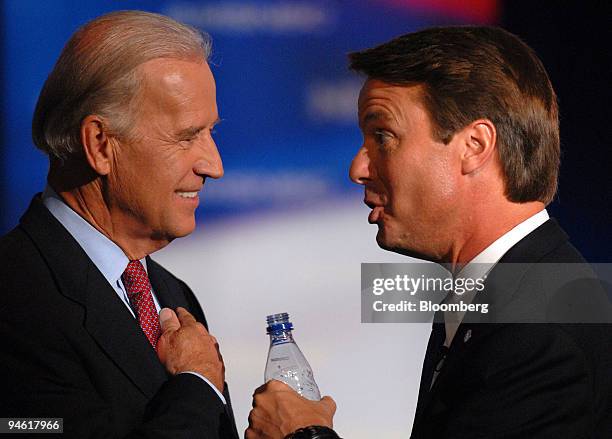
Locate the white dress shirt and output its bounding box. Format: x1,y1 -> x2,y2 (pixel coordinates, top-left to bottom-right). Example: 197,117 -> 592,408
42,186 -> 226,404
444,209 -> 550,346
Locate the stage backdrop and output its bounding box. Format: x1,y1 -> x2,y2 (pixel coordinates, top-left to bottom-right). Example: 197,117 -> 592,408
1,1 -> 497,437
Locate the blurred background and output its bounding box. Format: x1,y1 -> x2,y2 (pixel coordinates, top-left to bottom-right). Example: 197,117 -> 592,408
1,0 -> 609,436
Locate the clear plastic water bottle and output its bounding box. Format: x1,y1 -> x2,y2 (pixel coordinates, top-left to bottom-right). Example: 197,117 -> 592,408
264,312 -> 321,401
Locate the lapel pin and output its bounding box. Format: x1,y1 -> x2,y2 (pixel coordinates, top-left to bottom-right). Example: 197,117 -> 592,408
464,329 -> 472,343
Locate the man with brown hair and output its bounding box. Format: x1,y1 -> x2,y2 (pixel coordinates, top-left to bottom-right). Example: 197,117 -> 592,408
246,26 -> 611,438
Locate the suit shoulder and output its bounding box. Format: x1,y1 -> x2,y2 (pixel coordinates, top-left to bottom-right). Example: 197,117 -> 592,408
0,226 -> 83,329
538,239 -> 588,264
0,226 -> 55,290
0,225 -> 30,258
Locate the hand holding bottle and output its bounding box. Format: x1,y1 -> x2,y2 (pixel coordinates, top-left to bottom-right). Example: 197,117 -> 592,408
246,380 -> 336,439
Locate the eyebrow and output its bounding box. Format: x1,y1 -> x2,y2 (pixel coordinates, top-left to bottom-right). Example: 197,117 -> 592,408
176,117 -> 222,138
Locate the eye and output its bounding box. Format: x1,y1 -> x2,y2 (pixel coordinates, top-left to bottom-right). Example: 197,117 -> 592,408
178,137 -> 197,148
373,129 -> 394,148
179,128 -> 206,145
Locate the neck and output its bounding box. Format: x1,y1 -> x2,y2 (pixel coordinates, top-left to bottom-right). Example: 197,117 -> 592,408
444,199 -> 545,271
49,164 -> 167,260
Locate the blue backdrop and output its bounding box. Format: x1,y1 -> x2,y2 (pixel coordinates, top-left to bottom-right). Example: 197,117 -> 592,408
1,0 -> 498,229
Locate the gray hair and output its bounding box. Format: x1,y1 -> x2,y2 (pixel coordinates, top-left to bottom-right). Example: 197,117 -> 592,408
32,10 -> 211,160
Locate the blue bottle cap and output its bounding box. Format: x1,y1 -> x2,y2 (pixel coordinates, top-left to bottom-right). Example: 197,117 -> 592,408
266,312 -> 293,333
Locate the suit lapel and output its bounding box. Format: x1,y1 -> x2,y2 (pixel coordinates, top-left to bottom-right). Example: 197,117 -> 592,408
83,266 -> 169,398
20,196 -> 168,398
147,258 -> 239,438
412,219 -> 571,433
146,257 -> 189,311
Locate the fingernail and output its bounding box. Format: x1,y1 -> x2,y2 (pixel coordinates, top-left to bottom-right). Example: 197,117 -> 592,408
159,308 -> 171,323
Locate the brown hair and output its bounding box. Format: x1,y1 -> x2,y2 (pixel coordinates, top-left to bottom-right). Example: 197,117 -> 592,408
349,26 -> 559,205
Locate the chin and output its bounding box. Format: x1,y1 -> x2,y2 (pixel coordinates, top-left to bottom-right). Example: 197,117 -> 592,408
175,222 -> 197,238
163,217 -> 197,240
375,229 -> 396,252
376,229 -> 435,262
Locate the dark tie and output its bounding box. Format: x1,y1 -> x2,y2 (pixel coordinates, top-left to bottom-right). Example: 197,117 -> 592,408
416,312 -> 446,398
121,260 -> 161,349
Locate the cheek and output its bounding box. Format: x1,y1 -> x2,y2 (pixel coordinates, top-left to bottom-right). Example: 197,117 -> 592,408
164,150 -> 192,179
431,158 -> 459,200
377,163 -> 410,212
110,157 -> 163,217
386,158 -> 458,216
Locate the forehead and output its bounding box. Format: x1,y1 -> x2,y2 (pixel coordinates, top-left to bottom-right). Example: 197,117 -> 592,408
358,79 -> 428,122
137,57 -> 216,107
131,58 -> 217,133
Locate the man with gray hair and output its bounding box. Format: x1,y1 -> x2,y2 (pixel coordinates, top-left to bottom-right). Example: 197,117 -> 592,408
0,11 -> 238,438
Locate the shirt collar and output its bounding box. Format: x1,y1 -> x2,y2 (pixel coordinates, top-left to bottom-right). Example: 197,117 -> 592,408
457,209 -> 549,281
41,185 -> 146,285
443,209 -> 550,346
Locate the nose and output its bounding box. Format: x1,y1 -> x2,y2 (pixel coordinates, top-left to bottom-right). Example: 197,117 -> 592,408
349,145 -> 371,185
194,137 -> 224,179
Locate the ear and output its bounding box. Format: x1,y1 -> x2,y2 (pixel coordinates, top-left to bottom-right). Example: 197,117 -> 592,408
460,119 -> 497,175
80,115 -> 115,176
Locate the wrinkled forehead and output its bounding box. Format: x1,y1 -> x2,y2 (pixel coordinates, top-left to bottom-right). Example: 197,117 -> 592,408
357,79 -> 428,123
358,78 -> 384,107
359,79 -> 426,105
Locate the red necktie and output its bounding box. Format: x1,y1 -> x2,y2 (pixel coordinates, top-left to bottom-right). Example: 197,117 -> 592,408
122,260 -> 161,349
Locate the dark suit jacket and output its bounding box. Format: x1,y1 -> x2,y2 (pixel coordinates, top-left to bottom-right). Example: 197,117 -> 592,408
411,219 -> 612,438
0,196 -> 239,439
